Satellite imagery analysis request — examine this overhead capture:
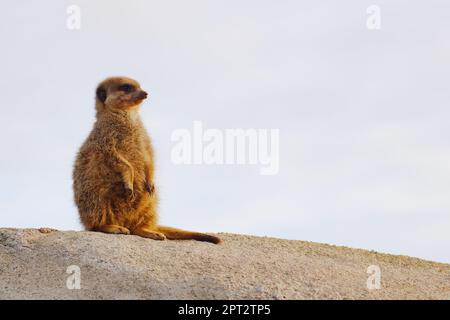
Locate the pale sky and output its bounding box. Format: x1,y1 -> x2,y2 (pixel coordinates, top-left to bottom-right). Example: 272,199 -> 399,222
1,1 -> 449,263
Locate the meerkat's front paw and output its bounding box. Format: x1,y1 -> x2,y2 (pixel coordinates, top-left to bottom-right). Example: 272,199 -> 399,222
121,179 -> 135,200
145,180 -> 155,195
124,186 -> 135,200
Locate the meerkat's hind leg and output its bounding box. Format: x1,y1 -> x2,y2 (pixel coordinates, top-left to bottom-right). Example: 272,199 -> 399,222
95,224 -> 130,235
157,226 -> 221,244
132,227 -> 166,240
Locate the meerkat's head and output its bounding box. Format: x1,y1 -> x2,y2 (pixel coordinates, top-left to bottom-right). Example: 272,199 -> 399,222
95,76 -> 148,113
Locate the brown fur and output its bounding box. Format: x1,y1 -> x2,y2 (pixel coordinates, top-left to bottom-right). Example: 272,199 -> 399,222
73,76 -> 221,244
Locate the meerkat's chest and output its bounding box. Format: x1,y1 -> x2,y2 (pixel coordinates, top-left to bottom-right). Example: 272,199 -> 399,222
137,135 -> 151,163
121,132 -> 151,166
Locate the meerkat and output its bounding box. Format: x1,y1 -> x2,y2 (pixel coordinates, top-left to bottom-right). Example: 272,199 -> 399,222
73,76 -> 221,244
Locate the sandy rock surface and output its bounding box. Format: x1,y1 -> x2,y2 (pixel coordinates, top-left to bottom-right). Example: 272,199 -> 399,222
0,228 -> 449,299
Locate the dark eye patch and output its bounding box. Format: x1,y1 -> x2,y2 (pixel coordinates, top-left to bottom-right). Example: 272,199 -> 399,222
118,83 -> 134,93
96,87 -> 107,103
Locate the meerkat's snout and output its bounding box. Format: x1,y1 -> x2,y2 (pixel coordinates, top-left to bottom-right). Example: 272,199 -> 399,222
128,88 -> 148,105
141,90 -> 148,99
137,90 -> 148,100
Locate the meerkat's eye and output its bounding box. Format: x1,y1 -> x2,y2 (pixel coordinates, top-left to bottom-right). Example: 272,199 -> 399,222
118,84 -> 134,93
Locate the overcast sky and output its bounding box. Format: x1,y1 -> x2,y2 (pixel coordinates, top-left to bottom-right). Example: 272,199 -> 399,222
1,1 -> 449,263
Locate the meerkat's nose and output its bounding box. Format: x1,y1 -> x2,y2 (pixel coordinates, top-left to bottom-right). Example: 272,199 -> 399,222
139,90 -> 148,99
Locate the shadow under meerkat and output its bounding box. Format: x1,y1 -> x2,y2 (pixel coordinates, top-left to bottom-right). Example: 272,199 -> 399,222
72,76 -> 220,244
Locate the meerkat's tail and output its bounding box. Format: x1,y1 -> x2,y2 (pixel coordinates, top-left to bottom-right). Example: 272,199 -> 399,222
156,225 -> 221,244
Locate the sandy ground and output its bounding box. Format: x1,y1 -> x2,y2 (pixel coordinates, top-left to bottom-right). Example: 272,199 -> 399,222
0,228 -> 449,299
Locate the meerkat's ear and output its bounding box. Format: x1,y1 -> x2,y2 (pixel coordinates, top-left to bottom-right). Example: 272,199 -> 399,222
96,87 -> 107,103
